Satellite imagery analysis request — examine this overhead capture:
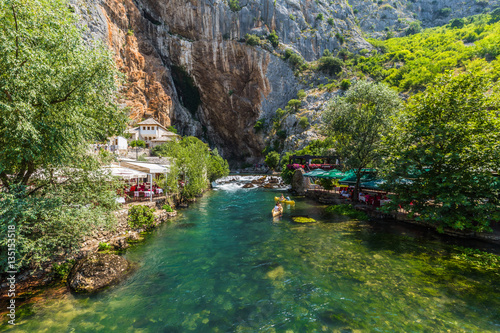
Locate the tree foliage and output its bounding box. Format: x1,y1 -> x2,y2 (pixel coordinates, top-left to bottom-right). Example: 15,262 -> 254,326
354,13 -> 500,92
151,137 -> 230,198
265,151 -> 280,171
0,0 -> 125,271
0,0 -> 126,188
382,73 -> 500,232
129,139 -> 146,148
323,80 -> 402,199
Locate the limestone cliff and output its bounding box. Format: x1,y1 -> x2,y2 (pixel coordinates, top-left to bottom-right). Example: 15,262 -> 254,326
350,0 -> 499,38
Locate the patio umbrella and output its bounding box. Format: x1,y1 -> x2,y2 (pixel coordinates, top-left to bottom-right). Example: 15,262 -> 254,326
321,169 -> 346,179
303,169 -> 329,177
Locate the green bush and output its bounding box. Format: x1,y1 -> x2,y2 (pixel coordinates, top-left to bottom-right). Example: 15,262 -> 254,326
167,125 -> 177,134
267,30 -> 279,48
128,205 -> 156,229
162,204 -> 174,212
288,53 -> 304,68
405,21 -> 421,35
129,139 -> 146,148
297,89 -> 307,99
318,56 -> 343,75
340,79 -> 351,90
298,116 -> 309,129
98,242 -> 112,251
245,34 -> 260,46
325,204 -> 369,220
254,119 -> 265,132
229,0 -> 241,12
327,17 -> 334,25
316,13 -> 324,21
52,260 -> 75,280
265,151 -> 281,170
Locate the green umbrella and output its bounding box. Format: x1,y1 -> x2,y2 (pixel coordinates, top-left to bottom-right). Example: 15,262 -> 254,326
321,169 -> 346,179
339,172 -> 376,184
360,179 -> 386,190
303,169 -> 328,177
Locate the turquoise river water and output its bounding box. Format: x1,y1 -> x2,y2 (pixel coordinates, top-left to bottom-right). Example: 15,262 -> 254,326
4,183 -> 500,332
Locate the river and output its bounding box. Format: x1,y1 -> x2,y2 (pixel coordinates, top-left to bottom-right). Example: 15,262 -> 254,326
4,180 -> 500,332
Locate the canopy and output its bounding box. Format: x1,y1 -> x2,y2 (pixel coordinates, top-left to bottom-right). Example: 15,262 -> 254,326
120,161 -> 169,174
320,169 -> 346,179
339,172 -> 376,184
360,179 -> 386,190
303,169 -> 329,177
102,166 -> 148,180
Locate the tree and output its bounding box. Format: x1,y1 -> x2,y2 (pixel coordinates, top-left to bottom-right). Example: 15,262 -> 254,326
0,0 -> 125,189
265,151 -> 280,171
151,137 -> 229,197
405,21 -> 421,35
318,56 -> 343,75
382,73 -> 500,232
0,0 -> 125,270
130,140 -> 146,148
287,99 -> 302,113
323,80 -> 402,200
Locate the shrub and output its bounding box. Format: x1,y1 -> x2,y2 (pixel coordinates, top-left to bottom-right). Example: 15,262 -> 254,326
98,242 -> 112,251
340,79 -> 351,90
229,0 -> 241,12
438,7 -> 451,17
318,56 -> 343,75
316,13 -> 324,21
267,30 -> 279,48
162,204 -> 174,212
325,204 -> 369,220
327,17 -> 334,25
167,125 -> 177,134
52,260 -> 75,281
405,21 -> 421,35
128,205 -> 156,229
254,119 -> 265,132
245,34 -> 260,46
276,129 -> 287,139
265,151 -> 281,170
449,18 -> 465,29
288,52 -> 304,68
287,99 -> 302,112
297,89 -> 306,99
464,32 -> 478,43
129,139 -> 146,148
298,116 -> 309,129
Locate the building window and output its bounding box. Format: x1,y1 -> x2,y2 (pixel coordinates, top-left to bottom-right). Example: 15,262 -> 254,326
143,126 -> 146,130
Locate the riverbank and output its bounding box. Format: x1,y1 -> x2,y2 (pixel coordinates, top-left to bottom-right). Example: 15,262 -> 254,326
0,194 -> 182,319
305,189 -> 500,245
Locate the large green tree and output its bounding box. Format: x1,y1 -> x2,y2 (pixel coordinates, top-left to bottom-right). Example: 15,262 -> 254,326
152,137 -> 230,198
0,0 -> 125,188
0,0 -> 126,271
323,80 -> 402,200
382,73 -> 500,232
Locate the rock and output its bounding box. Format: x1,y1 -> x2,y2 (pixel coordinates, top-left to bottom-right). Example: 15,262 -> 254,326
291,168 -> 310,195
126,231 -> 141,242
242,183 -> 255,188
68,253 -> 134,293
109,237 -> 130,250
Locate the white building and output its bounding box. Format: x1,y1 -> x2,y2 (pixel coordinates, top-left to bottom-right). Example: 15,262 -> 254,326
108,136 -> 128,152
126,118 -> 179,148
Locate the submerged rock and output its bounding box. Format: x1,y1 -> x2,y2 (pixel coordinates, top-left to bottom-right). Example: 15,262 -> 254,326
68,253 -> 134,293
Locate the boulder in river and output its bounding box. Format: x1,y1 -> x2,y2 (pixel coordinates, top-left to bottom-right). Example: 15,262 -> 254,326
68,253 -> 134,293
291,168 -> 310,195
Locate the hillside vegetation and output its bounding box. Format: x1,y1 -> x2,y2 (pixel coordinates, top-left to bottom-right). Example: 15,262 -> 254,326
355,12 -> 500,91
